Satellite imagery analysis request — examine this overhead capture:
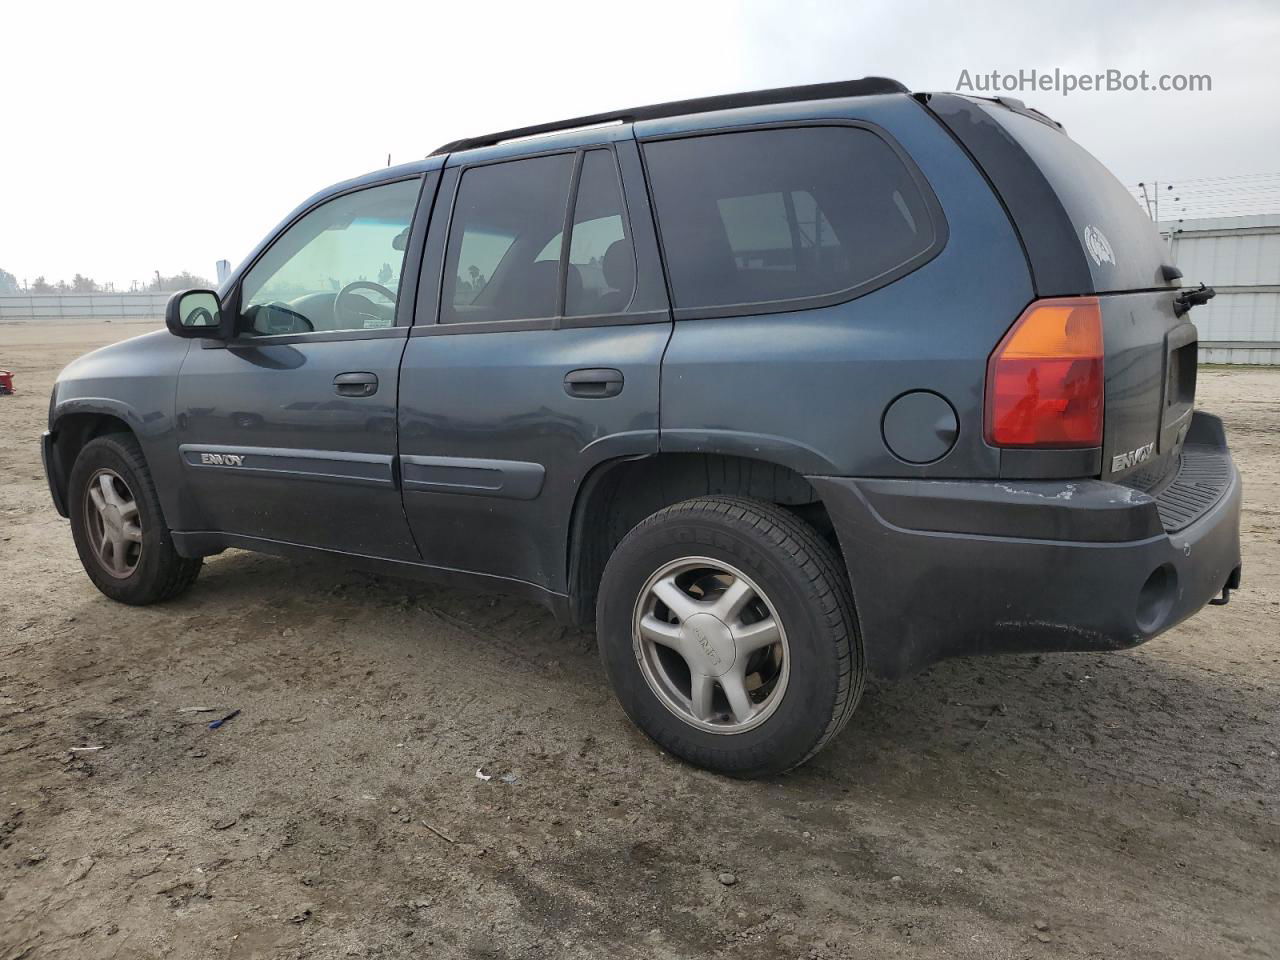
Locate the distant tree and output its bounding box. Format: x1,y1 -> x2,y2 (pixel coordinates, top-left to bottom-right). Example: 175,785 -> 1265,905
170,271 -> 215,290
377,262 -> 394,286
31,276 -> 54,294
147,271 -> 215,292
0,267 -> 17,294
71,273 -> 99,292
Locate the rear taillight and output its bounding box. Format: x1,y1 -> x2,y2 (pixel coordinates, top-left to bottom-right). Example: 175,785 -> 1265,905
985,297 -> 1104,448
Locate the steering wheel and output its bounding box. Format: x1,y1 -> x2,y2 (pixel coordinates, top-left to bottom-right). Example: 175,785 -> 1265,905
334,281 -> 397,328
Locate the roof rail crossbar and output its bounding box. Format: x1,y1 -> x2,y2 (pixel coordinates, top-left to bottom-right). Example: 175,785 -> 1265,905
429,77 -> 909,156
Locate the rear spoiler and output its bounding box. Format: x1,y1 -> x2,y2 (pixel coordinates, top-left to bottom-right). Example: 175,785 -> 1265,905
916,92 -> 1065,132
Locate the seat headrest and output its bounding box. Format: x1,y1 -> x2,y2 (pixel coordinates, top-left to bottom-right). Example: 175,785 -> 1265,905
602,240 -> 636,295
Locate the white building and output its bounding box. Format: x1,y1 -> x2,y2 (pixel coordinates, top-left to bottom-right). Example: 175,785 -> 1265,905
1161,214 -> 1280,365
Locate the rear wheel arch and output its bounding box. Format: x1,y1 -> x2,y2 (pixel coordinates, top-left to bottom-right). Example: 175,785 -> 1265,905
565,453 -> 844,628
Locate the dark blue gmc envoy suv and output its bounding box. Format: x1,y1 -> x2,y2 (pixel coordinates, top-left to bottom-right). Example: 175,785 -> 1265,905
43,79 -> 1242,776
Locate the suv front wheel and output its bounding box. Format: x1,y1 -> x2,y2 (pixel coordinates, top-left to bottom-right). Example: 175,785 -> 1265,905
597,496 -> 863,777
68,433 -> 202,605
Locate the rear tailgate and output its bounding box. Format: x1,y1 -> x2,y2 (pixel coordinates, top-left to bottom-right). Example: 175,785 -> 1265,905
1097,290 -> 1197,486
924,94 -> 1197,489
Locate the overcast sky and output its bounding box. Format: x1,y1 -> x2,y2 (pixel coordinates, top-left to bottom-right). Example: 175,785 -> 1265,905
2,0 -> 1277,289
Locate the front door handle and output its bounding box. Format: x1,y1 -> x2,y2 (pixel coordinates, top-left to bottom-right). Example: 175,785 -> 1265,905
334,371 -> 378,397
564,368 -> 623,398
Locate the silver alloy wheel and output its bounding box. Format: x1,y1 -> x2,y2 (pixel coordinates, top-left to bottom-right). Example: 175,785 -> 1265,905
632,557 -> 790,734
83,468 -> 143,579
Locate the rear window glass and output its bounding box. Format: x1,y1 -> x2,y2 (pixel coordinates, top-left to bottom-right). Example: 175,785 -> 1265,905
643,127 -> 936,311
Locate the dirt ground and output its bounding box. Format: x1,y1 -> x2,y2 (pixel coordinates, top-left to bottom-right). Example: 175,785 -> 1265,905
1,320 -> 1277,960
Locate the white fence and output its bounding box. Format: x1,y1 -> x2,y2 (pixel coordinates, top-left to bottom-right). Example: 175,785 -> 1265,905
0,293 -> 170,322
1164,214 -> 1280,365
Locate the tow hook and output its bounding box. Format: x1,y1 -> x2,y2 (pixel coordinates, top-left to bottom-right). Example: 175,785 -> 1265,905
1208,566 -> 1243,606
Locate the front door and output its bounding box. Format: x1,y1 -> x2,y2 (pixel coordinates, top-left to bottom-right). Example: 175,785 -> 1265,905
397,140 -> 672,595
175,176 -> 428,560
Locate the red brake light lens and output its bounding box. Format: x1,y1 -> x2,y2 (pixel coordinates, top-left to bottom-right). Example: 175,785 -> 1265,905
985,297 -> 1104,448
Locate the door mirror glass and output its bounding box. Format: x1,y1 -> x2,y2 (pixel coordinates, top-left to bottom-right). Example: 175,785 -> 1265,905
165,289 -> 224,338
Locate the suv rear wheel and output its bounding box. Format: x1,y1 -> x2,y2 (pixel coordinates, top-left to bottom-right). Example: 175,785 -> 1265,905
597,496 -> 863,777
68,433 -> 202,605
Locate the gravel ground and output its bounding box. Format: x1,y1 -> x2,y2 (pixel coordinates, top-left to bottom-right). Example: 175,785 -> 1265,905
2,321 -> 1277,960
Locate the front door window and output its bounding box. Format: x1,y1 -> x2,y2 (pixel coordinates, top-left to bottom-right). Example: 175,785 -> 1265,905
240,178 -> 421,336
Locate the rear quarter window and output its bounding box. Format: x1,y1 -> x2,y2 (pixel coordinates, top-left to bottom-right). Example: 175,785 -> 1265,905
642,126 -> 941,315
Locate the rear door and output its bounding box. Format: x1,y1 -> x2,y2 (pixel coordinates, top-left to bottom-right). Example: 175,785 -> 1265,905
397,136 -> 672,595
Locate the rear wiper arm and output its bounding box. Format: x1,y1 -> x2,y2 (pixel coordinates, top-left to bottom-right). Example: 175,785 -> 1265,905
1174,283 -> 1215,317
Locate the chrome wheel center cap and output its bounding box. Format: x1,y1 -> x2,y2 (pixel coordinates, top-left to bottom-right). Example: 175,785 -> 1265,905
680,613 -> 736,678
103,505 -> 123,530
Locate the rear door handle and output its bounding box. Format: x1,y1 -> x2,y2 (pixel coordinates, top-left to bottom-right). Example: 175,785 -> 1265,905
564,368 -> 623,398
334,371 -> 378,397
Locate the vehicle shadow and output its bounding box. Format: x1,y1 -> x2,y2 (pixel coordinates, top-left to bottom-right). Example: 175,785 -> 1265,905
798,634 -> 1277,828
177,547 -> 1276,822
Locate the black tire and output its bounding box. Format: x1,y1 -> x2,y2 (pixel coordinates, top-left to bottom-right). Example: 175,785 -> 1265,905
596,496 -> 863,777
68,433 -> 202,605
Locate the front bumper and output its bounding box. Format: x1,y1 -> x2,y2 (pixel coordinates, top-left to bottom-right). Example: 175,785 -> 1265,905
809,412 -> 1243,680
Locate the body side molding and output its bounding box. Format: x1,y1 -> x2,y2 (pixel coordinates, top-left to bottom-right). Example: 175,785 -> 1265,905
178,443 -> 395,487
400,454 -> 546,500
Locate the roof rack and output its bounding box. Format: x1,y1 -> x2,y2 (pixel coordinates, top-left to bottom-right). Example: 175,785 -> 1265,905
429,77 -> 909,156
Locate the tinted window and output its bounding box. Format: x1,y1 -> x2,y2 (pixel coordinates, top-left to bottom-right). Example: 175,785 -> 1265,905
566,150 -> 633,316
643,128 -> 935,310
241,178 -> 420,336
442,154 -> 573,323
453,231 -> 515,307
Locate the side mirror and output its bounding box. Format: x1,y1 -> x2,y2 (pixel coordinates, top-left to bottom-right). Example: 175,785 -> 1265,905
165,289 -> 230,339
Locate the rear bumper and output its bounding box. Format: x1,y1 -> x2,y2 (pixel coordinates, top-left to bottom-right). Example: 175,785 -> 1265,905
809,412 -> 1242,680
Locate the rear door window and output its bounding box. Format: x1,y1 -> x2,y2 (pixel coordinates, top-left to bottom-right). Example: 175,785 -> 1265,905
643,127 -> 938,312
441,154 -> 574,323
442,149 -> 643,324
566,150 -> 634,316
